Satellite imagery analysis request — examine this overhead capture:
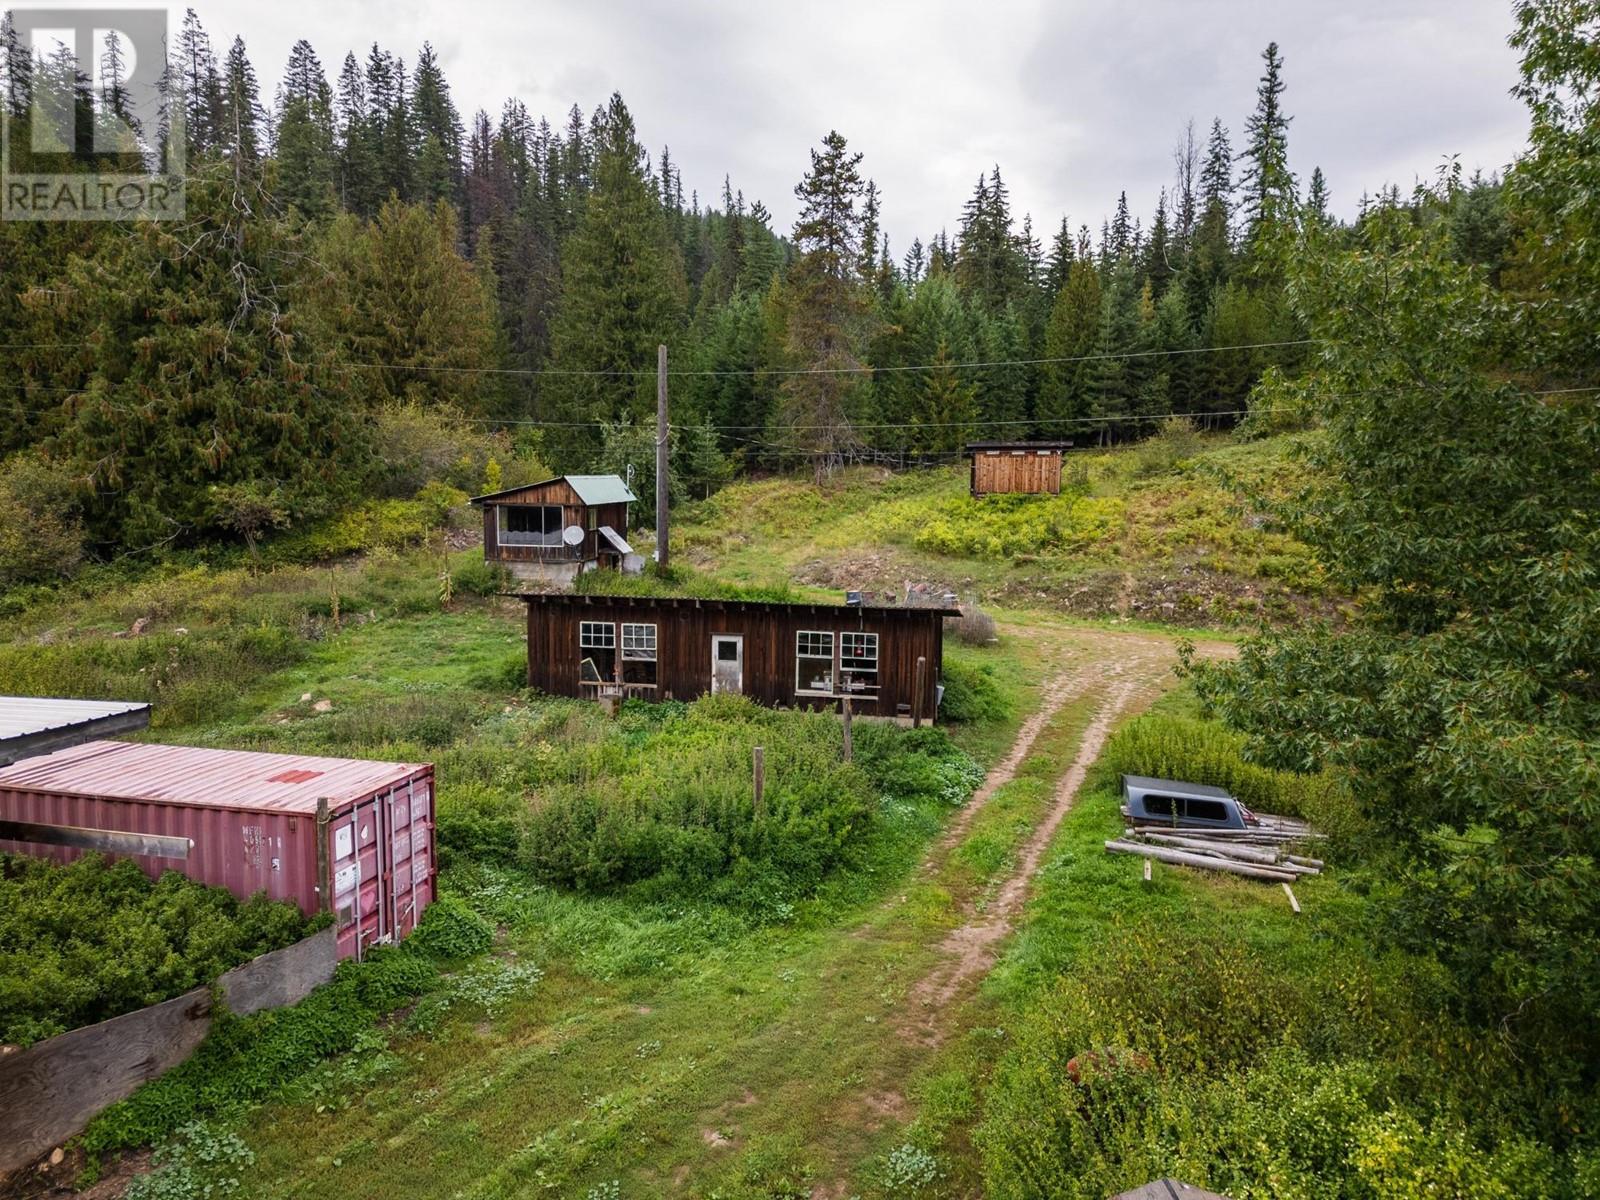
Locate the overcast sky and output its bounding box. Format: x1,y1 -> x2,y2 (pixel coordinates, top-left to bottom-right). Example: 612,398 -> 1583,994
98,1 -> 1536,250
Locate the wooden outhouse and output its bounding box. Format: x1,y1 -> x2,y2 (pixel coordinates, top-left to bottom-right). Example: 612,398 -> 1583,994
519,593 -> 958,722
471,475 -> 639,585
965,441 -> 1075,496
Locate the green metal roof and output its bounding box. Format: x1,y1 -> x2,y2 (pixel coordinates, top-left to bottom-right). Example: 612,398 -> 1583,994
564,475 -> 637,505
469,474 -> 637,506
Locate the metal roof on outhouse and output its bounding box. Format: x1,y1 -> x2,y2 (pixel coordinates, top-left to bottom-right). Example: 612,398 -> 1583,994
469,474 -> 637,507
0,740 -> 430,816
0,696 -> 151,766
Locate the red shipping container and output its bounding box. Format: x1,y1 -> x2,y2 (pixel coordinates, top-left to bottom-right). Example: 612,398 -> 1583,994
0,740 -> 435,960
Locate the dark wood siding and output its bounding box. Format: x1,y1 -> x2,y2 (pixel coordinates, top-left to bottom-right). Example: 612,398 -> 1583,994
523,597 -> 947,719
971,449 -> 1062,496
483,484 -> 633,564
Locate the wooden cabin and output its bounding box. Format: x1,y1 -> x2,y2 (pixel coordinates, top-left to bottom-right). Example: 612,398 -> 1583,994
965,441 -> 1075,496
518,594 -> 958,722
471,475 -> 639,585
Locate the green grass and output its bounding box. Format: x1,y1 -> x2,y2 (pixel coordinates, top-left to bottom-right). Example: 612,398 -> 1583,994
672,433 -> 1337,628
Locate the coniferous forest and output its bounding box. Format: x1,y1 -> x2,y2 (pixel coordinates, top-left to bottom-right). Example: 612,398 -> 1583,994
0,10 -> 1512,562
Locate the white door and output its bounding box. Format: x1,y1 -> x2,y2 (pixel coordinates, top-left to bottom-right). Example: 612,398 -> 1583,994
711,636 -> 743,694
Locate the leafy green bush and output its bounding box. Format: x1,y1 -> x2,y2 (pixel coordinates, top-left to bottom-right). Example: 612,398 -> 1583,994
403,896 -> 493,960
940,658 -> 1010,724
1099,713 -> 1342,821
975,922 -> 1583,1199
512,698 -> 982,908
77,897 -> 486,1165
0,854 -> 313,1047
452,554 -> 511,597
906,493 -> 1123,560
0,451 -> 86,586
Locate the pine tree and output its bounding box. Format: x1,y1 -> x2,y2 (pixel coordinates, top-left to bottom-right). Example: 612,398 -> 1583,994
544,93 -> 688,460
219,37 -> 263,166
1239,41 -> 1296,251
335,52 -> 379,215
411,43 -> 463,205
1036,251 -> 1102,433
902,238 -> 927,286
777,130 -> 872,479
1043,216 -> 1075,296
858,180 -> 882,282
174,9 -> 224,157
1304,165 -> 1331,228
273,40 -> 336,219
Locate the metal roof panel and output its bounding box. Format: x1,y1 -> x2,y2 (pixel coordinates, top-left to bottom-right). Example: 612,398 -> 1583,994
0,740 -> 430,816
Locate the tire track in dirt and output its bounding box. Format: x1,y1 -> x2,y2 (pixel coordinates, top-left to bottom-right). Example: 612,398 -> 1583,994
899,633 -> 1220,1047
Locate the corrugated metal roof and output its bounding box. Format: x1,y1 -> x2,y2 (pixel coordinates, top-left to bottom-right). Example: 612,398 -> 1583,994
564,475 -> 637,505
470,474 -> 637,506
0,740 -> 429,816
597,525 -> 634,555
0,696 -> 152,765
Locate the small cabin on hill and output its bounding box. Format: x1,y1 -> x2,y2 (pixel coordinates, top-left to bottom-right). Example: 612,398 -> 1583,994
518,593 -> 957,722
965,441 -> 1075,496
471,474 -> 640,585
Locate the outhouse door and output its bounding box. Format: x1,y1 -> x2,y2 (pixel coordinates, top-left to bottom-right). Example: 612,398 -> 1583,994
711,635 -> 743,695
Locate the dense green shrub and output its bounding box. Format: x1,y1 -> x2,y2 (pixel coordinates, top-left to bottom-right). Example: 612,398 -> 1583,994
0,452 -> 86,586
511,697 -> 982,907
1099,713 -> 1351,825
0,854 -> 313,1047
452,554 -> 511,597
975,922 -> 1586,1199
404,896 -> 494,960
906,492 -> 1123,560
940,658 -> 1010,724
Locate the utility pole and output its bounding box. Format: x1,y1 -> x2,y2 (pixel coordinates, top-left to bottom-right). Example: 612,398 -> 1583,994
656,343 -> 669,569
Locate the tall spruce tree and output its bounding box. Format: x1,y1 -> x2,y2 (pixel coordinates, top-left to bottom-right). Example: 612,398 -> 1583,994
777,130 -> 872,479
544,93 -> 688,461
1238,41 -> 1296,254
411,43 -> 463,205
273,41 -> 336,219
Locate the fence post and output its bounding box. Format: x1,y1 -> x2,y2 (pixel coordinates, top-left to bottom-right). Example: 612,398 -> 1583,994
913,656 -> 927,728
841,697 -> 853,763
315,797 -> 331,912
753,745 -> 765,817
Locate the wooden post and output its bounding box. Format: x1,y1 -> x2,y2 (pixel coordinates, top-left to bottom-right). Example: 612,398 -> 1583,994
314,798 -> 331,912
752,745 -> 765,816
912,655 -> 927,728
1282,882 -> 1301,913
656,343 -> 670,569
1143,858 -> 1152,882
841,697 -> 853,763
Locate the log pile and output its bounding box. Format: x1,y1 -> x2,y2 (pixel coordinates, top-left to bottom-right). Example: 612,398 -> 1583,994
1106,813 -> 1325,896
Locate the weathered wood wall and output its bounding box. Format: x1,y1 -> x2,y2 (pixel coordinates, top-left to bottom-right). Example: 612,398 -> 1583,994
483,479 -> 631,564
971,450 -> 1062,495
0,927 -> 337,1176
523,596 -> 946,719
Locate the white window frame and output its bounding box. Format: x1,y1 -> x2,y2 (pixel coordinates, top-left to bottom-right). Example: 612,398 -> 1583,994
580,621 -> 615,649
621,623 -> 657,661
839,631 -> 879,692
796,630 -> 836,695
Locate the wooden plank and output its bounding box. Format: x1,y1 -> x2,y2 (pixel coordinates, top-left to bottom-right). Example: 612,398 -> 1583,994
0,987 -> 212,1174
1283,883 -> 1301,913
1105,840 -> 1298,882
217,927 -> 337,1018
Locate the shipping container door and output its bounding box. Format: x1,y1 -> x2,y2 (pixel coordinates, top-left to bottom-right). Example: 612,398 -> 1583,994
385,778 -> 432,939
330,798 -> 385,960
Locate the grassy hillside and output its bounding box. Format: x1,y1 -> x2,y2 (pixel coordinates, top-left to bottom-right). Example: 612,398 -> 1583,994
676,430 -> 1340,627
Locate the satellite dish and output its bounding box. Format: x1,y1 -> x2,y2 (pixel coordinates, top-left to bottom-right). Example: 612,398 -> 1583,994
562,524 -> 585,547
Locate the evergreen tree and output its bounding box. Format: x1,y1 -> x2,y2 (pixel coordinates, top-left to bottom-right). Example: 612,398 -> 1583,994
1238,41 -> 1296,253
411,43 -> 463,205
1043,216 -> 1075,296
544,93 -> 688,460
335,52 -> 379,215
174,9 -> 224,157
219,37 -> 263,166
273,40 -> 336,219
902,237 -> 927,286
858,180 -> 882,282
1304,165 -> 1331,228
777,130 -> 872,479
1036,249 -> 1101,433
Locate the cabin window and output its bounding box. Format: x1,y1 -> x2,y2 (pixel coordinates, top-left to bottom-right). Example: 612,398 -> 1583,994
621,622 -> 657,686
1143,795 -> 1175,817
502,504 -> 564,546
796,630 -> 835,694
1183,798 -> 1228,822
586,506 -> 600,531
579,621 -> 616,683
839,632 -> 879,692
